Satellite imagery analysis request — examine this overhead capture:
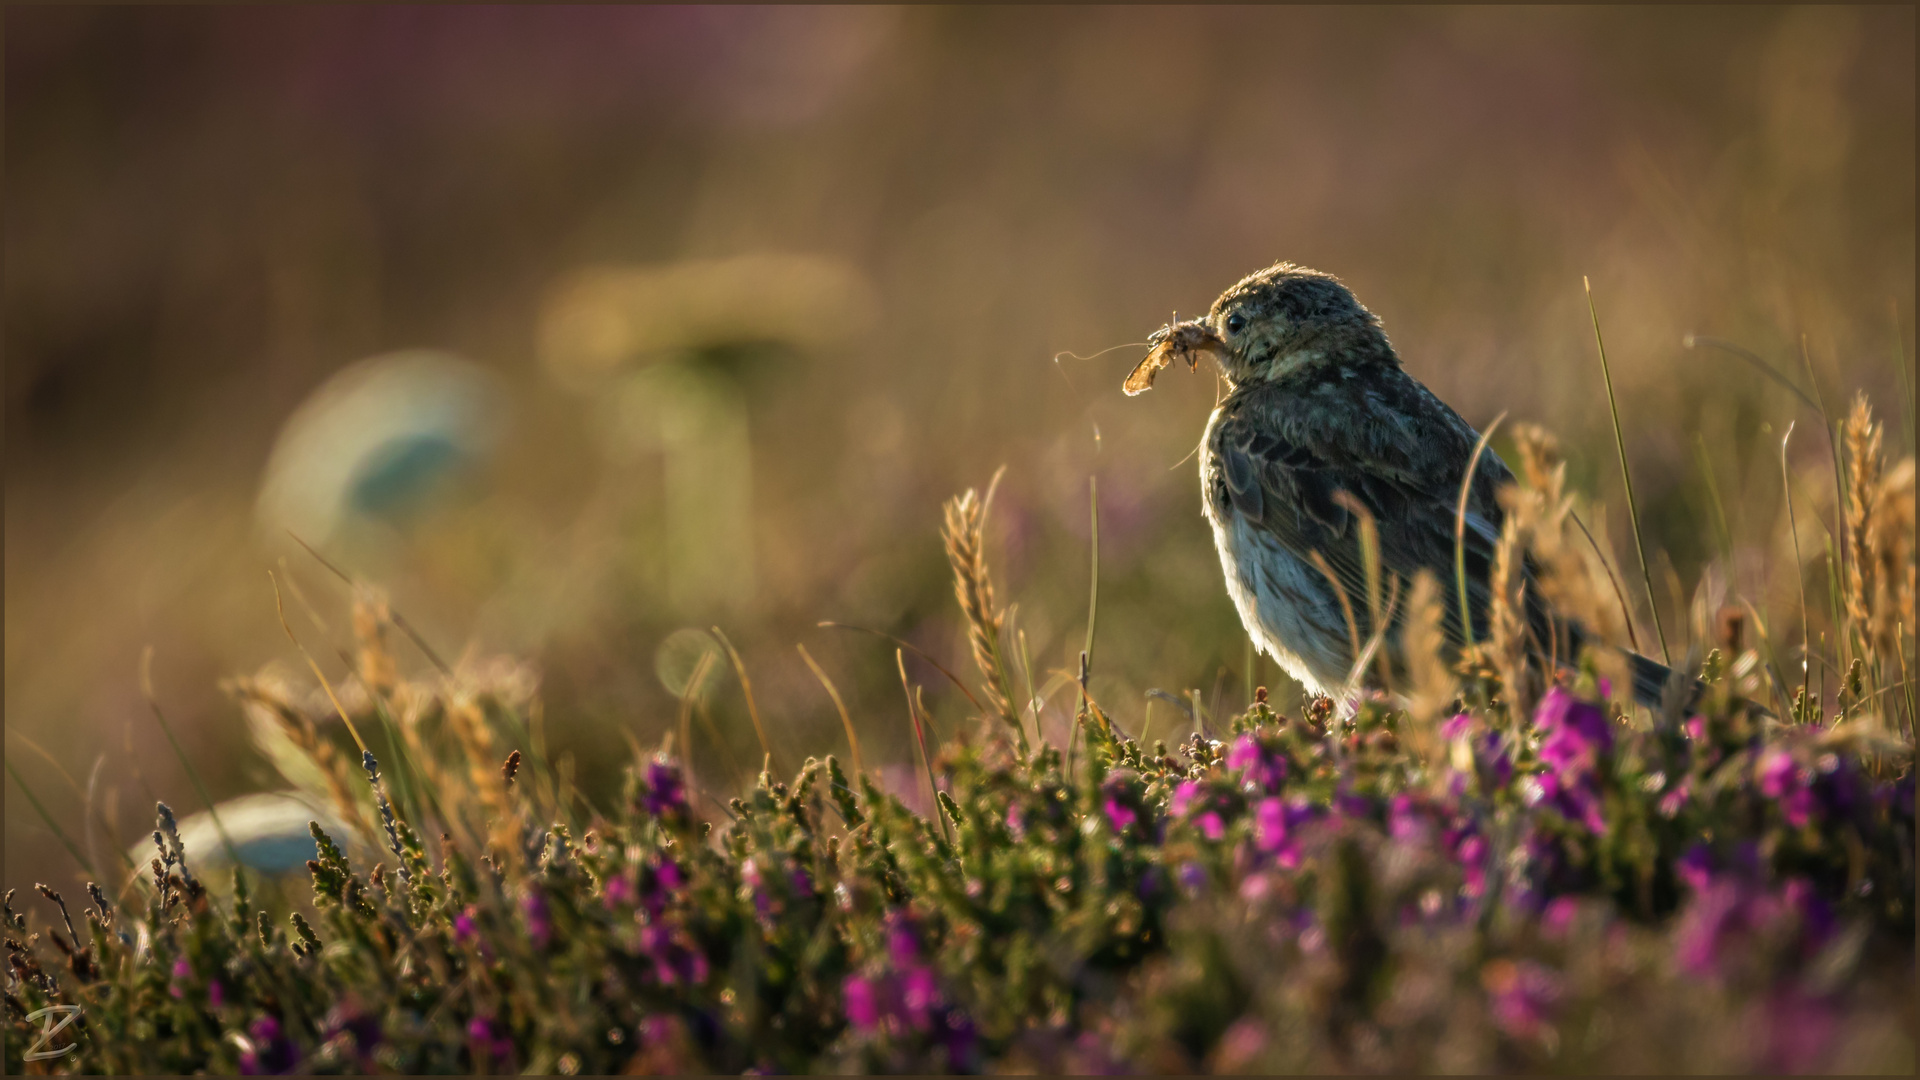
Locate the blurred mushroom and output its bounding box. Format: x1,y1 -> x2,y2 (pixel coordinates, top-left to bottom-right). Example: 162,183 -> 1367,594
255,349 -> 508,557
126,791 -> 365,884
537,253 -> 877,613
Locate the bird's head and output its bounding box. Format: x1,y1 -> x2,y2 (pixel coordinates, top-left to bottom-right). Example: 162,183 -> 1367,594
1124,262 -> 1395,395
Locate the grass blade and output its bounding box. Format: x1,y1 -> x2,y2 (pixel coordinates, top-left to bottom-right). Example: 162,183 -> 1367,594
1453,412 -> 1507,649
1586,277 -> 1670,664
896,649 -> 948,844
710,626 -> 779,779
797,643 -> 864,778
7,762 -> 97,879
141,647 -> 246,871
1780,422 -> 1809,699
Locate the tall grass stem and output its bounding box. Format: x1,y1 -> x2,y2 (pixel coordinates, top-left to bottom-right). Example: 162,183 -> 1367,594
1586,277 -> 1670,664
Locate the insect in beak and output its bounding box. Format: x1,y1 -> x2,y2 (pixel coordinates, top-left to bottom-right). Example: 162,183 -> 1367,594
1122,319 -> 1226,396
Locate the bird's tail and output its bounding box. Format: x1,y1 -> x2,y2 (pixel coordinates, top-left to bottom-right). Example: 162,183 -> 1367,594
1626,649 -> 1693,713
1621,648 -> 1774,720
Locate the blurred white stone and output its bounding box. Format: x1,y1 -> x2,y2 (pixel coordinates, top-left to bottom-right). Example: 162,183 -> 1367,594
256,349 -> 507,549
129,791 -> 365,882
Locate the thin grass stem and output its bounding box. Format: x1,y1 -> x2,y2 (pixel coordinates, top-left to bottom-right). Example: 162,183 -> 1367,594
1587,277 -> 1670,664
1453,412 -> 1507,649
710,627 -> 778,779
797,643 -> 863,778
896,649 -> 949,844
140,646 -> 246,871
1779,423 -> 1810,699
7,762 -> 97,878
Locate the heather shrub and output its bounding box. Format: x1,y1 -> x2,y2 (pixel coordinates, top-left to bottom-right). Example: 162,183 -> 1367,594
5,415 -> 1914,1074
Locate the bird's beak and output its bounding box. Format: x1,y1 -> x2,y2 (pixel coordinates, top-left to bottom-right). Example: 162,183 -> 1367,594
1123,318 -> 1225,396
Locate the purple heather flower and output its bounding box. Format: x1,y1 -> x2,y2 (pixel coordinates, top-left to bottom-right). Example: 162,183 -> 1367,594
1541,897 -> 1579,940
239,1016 -> 299,1075
1658,777 -> 1692,818
1758,748 -> 1816,827
1483,959 -> 1562,1042
323,1004 -> 382,1056
1677,845 -> 1714,893
1683,715 -> 1707,742
1227,734 -> 1288,793
521,889 -> 552,949
467,1016 -> 515,1064
604,871 -> 636,909
1388,794 -> 1427,842
843,974 -> 880,1031
170,955 -> 191,999
1170,780 -> 1202,818
1253,796 -> 1313,869
1456,834 -> 1488,898
1005,802 -> 1026,838
1758,991 -> 1838,1072
1535,686 -> 1612,773
1177,861 -> 1207,895
209,981 -> 225,1010
640,758 -> 689,819
886,912 -> 922,966
1103,796 -> 1139,835
901,966 -> 939,1030
454,904 -> 479,943
639,923 -> 710,987
1196,811 -> 1225,841
1481,731 -> 1514,788
1674,872 -> 1833,980
1441,712 -> 1474,740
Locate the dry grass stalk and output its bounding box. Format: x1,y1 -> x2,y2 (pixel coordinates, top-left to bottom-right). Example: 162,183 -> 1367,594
351,584 -> 398,697
1864,458 -> 1915,664
1487,501 -> 1537,718
941,469 -> 1023,742
224,672 -> 372,844
1842,393 -> 1917,673
1401,570 -> 1455,774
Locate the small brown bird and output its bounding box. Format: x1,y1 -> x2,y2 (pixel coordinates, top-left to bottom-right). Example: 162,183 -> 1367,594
1126,261 -> 1679,707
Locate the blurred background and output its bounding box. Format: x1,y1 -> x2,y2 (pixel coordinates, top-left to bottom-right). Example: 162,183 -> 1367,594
6,7 -> 1912,900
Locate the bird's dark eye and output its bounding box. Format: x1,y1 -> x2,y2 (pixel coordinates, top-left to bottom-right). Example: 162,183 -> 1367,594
1225,312 -> 1247,335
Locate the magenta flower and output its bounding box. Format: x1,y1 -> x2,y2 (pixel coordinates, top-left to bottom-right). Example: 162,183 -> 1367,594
1541,897 -> 1579,940
1535,686 -> 1612,773
604,871 -> 636,910
1456,834 -> 1488,898
467,1016 -> 514,1064
1441,712 -> 1474,740
169,955 -> 191,999
639,757 -> 690,819
1171,780 -> 1200,817
639,922 -> 710,987
1758,748 -> 1816,828
1483,959 -> 1562,1042
454,904 -> 479,944
843,974 -> 880,1031
521,889 -> 552,949
239,1016 -> 299,1075
1253,796 -> 1312,869
1227,734 -> 1288,793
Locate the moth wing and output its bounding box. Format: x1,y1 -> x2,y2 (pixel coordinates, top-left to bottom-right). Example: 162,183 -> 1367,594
1122,343 -> 1174,396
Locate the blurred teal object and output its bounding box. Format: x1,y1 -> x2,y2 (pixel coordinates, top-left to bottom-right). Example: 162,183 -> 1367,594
126,791 -> 365,882
256,349 -> 507,547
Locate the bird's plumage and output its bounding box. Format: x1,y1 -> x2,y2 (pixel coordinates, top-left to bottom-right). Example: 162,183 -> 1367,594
1141,262 -> 1675,706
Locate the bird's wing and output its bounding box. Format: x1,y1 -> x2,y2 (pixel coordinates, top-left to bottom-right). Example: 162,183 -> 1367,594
1209,374 -> 1513,650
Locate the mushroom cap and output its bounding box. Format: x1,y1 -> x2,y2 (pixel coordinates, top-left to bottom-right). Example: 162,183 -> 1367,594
255,349 -> 506,547
538,252 -> 878,390
129,791 -> 365,882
